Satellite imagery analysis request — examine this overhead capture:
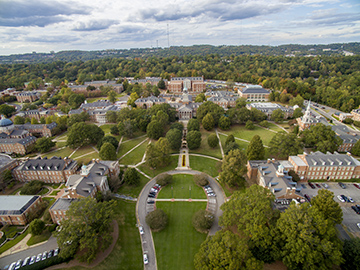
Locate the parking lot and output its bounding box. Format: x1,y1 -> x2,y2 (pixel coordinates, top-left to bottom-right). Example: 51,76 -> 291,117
301,182 -> 360,237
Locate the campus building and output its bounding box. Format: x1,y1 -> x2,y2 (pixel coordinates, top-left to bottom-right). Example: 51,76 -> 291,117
288,151 -> 360,181
238,85 -> 270,102
351,109 -> 360,122
0,195 -> 42,225
49,198 -> 77,225
129,77 -> 167,87
168,77 -> 206,94
13,156 -> 78,183
246,102 -> 294,119
15,91 -> 41,103
297,101 -> 320,131
135,96 -> 166,109
332,125 -> 359,153
14,108 -> 53,122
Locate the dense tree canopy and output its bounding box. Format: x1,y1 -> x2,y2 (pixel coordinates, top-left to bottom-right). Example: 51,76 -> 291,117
166,128 -> 182,150
269,132 -> 303,159
187,130 -> 202,150
219,149 -> 247,187
67,122 -> 104,148
187,118 -> 200,132
246,135 -> 265,160
35,137 -> 56,153
99,142 -> 117,160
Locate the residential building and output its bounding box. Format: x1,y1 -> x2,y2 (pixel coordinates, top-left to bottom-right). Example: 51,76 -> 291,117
14,108 -> 53,122
14,122 -> 57,137
87,105 -> 121,124
49,198 -> 77,225
15,91 -> 40,103
129,77 -> 167,87
288,151 -> 360,181
13,156 -> 78,183
332,125 -> 359,152
339,112 -> 353,122
168,77 -> 206,94
238,85 -> 270,102
351,109 -> 360,122
246,102 -> 294,119
135,96 -> 166,109
247,159 -> 303,200
0,195 -> 42,225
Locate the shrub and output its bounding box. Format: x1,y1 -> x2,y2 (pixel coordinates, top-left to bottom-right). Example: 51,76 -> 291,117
21,180 -> 44,195
123,168 -> 140,186
225,134 -> 235,146
288,170 -> 300,182
194,173 -> 209,186
192,210 -> 214,233
207,134 -> 219,148
259,120 -> 270,128
146,209 -> 168,231
156,174 -> 172,186
245,120 -> 255,130
29,219 -> 45,236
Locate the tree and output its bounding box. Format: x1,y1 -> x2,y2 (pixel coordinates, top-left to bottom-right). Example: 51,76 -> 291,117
269,132 -> 303,159
245,120 -> 255,130
276,203 -> 342,270
110,125 -> 119,135
40,116 -> 46,124
187,130 -> 201,150
342,238 -> 360,270
224,141 -> 239,155
194,230 -> 263,270
311,189 -> 343,224
153,110 -> 169,128
35,137 -> 56,153
157,79 -> 166,89
99,142 -> 117,160
195,93 -> 206,103
106,111 -> 117,123
193,173 -> 209,186
187,118 -> 200,132
156,174 -> 172,186
352,139 -> 360,156
166,128 -> 182,150
218,116 -> 231,130
220,185 -> 276,262
236,97 -> 247,108
127,92 -> 139,107
197,101 -> 224,126
13,116 -> 25,124
289,94 -> 304,107
68,93 -> 85,109
147,120 -> 163,140
107,90 -> 117,103
259,120 -> 269,128
97,135 -> 118,150
67,123 -> 104,148
146,209 -> 168,231
0,169 -> 14,191
225,134 -> 235,145
207,133 -> 218,148
246,135 -> 265,160
123,168 -> 140,186
202,113 -> 215,131
300,123 -> 342,153
170,122 -> 184,132
271,109 -> 285,122
21,180 -> 44,195
192,210 -> 214,232
29,219 -> 45,236
293,107 -> 303,118
219,149 -> 247,187
54,197 -> 116,262
118,119 -> 137,138
0,104 -> 16,117
67,111 -> 89,126
288,170 -> 300,182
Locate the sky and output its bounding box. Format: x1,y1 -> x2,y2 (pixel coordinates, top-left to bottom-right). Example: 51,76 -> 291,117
0,0 -> 359,55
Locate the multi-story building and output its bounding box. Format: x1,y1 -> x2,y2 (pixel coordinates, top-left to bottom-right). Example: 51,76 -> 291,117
0,195 -> 42,225
247,159 -> 303,200
246,102 -> 294,119
15,91 -> 40,103
288,151 -> 360,181
168,77 -> 206,94
129,77 -> 167,87
14,108 -> 53,122
238,85 -> 270,102
49,198 -> 77,225
135,96 -> 166,109
15,122 -> 57,137
13,156 -> 78,183
332,125 -> 359,153
351,109 -> 360,122
84,80 -> 123,93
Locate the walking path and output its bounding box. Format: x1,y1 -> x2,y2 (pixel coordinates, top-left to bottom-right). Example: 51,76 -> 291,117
188,153 -> 222,161
271,122 -> 289,133
73,151 -> 96,160
215,128 -> 224,158
217,131 -> 270,148
116,136 -> 123,154
117,138 -> 148,161
68,147 -> 80,158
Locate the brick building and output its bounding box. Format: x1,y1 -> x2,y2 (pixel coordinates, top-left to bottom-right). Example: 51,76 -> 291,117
238,85 -> 270,102
0,195 -> 42,225
135,96 -> 166,109
351,109 -> 360,122
49,198 -> 77,225
246,102 -> 294,119
15,122 -> 57,137
168,77 -> 206,94
15,91 -> 40,103
13,156 -> 78,183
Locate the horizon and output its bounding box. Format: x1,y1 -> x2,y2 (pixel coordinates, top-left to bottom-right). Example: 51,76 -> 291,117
0,0 -> 360,56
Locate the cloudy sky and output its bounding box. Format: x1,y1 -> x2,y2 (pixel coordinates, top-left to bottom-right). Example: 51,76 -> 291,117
0,0 -> 359,55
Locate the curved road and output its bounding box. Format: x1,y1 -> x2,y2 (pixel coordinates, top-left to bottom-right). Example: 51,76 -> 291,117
136,169 -> 226,270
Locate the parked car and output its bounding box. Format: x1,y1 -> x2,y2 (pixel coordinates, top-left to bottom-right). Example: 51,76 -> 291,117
147,200 -> 155,204
308,182 -> 315,189
337,195 -> 345,203
139,226 -> 144,235
315,183 -> 321,188
14,260 -> 22,270
304,194 -> 311,202
351,206 -> 360,214
36,253 -> 42,262
155,184 -> 161,188
150,188 -> 158,193
22,257 -> 30,267
143,253 -> 149,265
338,182 -> 346,189
301,184 -> 307,189
53,248 -> 59,256
148,194 -> 156,198
9,262 -> 16,270
354,183 -> 360,189
357,223 -> 360,230
322,183 -> 329,189
348,196 -> 355,203
48,250 -> 54,258
29,256 -> 36,265
42,251 -> 48,261
341,195 -> 349,202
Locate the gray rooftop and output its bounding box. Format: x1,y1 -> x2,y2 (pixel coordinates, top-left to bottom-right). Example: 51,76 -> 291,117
304,151 -> 360,167
17,156 -> 77,171
0,195 -> 40,215
50,198 -> 77,211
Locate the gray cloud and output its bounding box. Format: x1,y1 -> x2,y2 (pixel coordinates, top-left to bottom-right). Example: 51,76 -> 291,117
0,0 -> 90,27
72,20 -> 118,31
25,35 -> 80,43
309,10 -> 360,26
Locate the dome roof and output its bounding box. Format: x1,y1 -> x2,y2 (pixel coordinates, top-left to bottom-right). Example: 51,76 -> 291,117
0,118 -> 13,127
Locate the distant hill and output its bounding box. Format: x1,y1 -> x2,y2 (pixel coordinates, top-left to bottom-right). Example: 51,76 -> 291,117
0,43 -> 359,64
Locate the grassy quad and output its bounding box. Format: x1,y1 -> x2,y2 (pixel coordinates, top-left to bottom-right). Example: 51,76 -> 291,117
100,124 -> 117,135
189,156 -> 221,178
138,155 -> 178,178
157,174 -> 206,199
42,147 -> 74,159
119,139 -> 148,165
153,202 -> 207,270
117,136 -> 147,159
188,128 -> 222,159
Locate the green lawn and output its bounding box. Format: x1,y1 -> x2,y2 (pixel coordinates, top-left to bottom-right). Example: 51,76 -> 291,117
117,136 -> 147,159
38,187 -> 49,195
267,122 -> 283,132
189,129 -> 222,159
157,174 -> 206,199
56,141 -> 67,148
119,139 -> 148,165
71,145 -> 96,159
138,155 -> 178,178
0,231 -> 29,255
219,133 -> 249,152
50,190 -> 60,196
56,131 -> 68,140
27,230 -> 51,246
221,124 -> 277,146
58,200 -> 143,270
42,147 -> 74,159
189,156 -> 221,178
153,202 -> 207,270
117,174 -> 150,197
75,152 -> 100,164
100,124 -> 117,135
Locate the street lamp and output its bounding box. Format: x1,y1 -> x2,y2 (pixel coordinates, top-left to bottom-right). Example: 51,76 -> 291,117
171,186 -> 173,198
189,185 -> 191,198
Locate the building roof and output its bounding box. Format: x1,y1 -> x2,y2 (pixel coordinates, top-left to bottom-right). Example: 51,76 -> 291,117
50,198 -> 77,211
241,86 -> 270,94
0,195 -> 40,215
80,101 -> 112,109
0,136 -> 36,145
289,155 -> 307,167
303,151 -> 360,167
0,118 -> 13,127
17,156 -> 77,171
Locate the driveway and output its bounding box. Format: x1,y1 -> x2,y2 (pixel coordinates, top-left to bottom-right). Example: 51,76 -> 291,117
136,169 -> 226,270
0,236 -> 58,269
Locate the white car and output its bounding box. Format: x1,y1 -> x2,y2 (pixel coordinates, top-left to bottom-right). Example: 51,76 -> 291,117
36,253 -> 42,262
143,253 -> 149,265
22,257 -> 30,267
14,259 -> 22,270
337,195 -> 345,203
357,223 -> 360,230
139,226 -> 144,235
29,255 -> 36,265
42,251 -> 48,260
348,196 -> 355,203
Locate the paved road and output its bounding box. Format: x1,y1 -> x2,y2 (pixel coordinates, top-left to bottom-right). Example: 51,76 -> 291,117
136,169 -> 226,270
0,237 -> 58,269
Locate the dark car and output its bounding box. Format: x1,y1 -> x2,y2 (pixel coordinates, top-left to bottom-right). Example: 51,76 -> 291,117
48,250 -> 53,259
304,194 -> 311,202
315,183 -> 321,188
351,206 -> 360,214
147,200 -> 155,204
149,191 -> 156,196
354,183 -> 360,189
338,182 -> 346,189
341,195 -> 349,202
308,182 -> 315,189
148,194 -> 155,198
